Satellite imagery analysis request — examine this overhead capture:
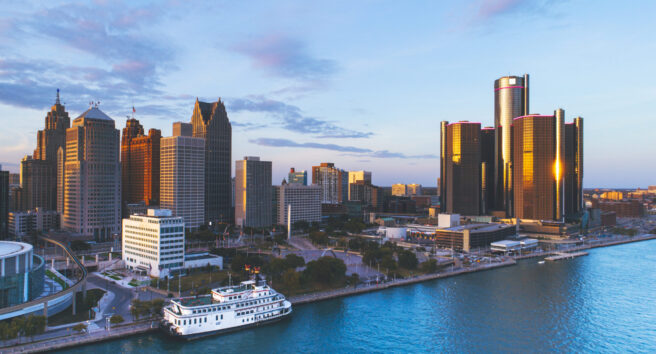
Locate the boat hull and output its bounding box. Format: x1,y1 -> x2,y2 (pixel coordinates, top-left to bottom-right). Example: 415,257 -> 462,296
162,311 -> 292,341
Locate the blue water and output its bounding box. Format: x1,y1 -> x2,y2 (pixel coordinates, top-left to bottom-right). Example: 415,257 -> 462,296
67,240 -> 656,353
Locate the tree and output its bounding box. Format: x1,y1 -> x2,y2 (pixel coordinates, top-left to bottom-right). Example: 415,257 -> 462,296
398,250 -> 418,270
281,268 -> 301,293
309,231 -> 329,245
303,256 -> 347,285
344,218 -> 365,234
349,273 -> 360,288
380,255 -> 397,271
110,315 -> 124,325
293,220 -> 309,232
274,233 -> 287,244
150,299 -> 165,317
284,254 -> 305,268
420,259 -> 438,273
72,323 -> 87,334
70,240 -> 90,251
23,315 -> 46,339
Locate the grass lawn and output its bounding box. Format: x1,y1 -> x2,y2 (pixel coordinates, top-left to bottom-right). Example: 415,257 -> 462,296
128,278 -> 140,287
46,270 -> 68,289
48,288 -> 106,326
152,270 -> 230,294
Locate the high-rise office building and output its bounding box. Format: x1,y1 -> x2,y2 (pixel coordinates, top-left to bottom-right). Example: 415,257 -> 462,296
564,117 -> 584,218
21,90 -> 70,212
160,123 -> 205,230
191,98 -> 232,225
276,183 -> 322,225
406,184 -> 423,196
235,157 -> 272,228
0,170 -> 8,239
480,127 -> 495,214
288,168 -> 307,185
440,121 -> 482,215
494,74 -> 529,216
348,171 -> 371,200
392,184 -> 407,196
348,180 -> 384,211
512,110 -> 565,221
312,163 -> 348,204
61,106 -> 121,241
121,118 -> 161,210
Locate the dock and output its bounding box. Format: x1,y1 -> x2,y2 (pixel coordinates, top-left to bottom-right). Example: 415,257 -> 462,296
545,251 -> 589,261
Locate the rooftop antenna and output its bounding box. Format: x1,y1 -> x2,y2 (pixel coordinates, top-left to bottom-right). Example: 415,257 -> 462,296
56,88 -> 61,105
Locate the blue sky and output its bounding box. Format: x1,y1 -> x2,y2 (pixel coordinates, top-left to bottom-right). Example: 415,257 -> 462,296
0,0 -> 654,188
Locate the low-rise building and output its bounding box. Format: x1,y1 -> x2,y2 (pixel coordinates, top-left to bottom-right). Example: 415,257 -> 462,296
122,209 -> 185,278
408,222 -> 516,252
8,209 -> 59,238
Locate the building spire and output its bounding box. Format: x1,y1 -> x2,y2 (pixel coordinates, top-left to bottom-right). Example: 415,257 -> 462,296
56,88 -> 61,105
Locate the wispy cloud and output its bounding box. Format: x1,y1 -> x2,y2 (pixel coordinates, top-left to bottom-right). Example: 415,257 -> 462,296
229,96 -> 372,139
231,34 -> 338,81
472,0 -> 565,22
250,138 -> 437,159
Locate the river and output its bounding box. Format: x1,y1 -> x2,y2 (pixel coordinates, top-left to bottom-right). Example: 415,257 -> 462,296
66,239 -> 656,353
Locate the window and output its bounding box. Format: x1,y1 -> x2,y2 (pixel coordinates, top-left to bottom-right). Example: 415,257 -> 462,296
221,315 -> 223,319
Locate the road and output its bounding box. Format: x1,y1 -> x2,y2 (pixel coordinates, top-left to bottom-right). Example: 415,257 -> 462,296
87,274 -> 135,320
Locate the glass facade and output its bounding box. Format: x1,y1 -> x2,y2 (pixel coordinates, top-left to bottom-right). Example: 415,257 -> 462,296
441,121 -> 481,216
0,255 -> 44,308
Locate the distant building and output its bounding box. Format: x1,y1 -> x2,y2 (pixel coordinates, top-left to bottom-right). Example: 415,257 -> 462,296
591,199 -> 645,218
312,163 -> 348,204
348,171 -> 371,200
287,168 -> 307,185
407,184 -> 422,196
407,223 -> 516,252
160,123 -> 205,230
235,157 -> 272,228
61,106 -> 121,241
122,209 -> 185,278
600,191 -> 623,200
392,184 -> 407,196
440,121 -> 482,216
21,91 -> 70,212
121,118 -> 161,211
0,171 -> 8,239
8,209 -> 59,238
564,117 -> 584,218
191,98 -> 232,225
348,180 -> 383,211
276,183 -> 322,225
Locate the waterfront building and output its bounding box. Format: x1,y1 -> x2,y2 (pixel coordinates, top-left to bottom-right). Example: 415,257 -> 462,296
288,168 -> 307,185
0,170 -> 7,239
564,117 -> 584,218
494,74 -> 529,217
276,183 -> 322,225
61,106 -> 121,241
407,222 -> 516,252
480,127 -> 495,214
160,123 -> 205,230
8,209 -> 59,238
440,121 -> 482,216
191,98 -> 232,225
0,241 -> 44,308
235,156 -> 272,228
122,209 -> 185,278
20,91 -> 70,212
591,199 -> 645,218
312,163 -> 348,204
512,110 -> 564,221
121,118 -> 161,211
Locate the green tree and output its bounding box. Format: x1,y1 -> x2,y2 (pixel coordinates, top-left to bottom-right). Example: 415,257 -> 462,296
349,273 -> 360,288
420,259 -> 438,273
309,231 -> 329,245
110,314 -> 124,325
150,298 -> 165,317
398,250 -> 418,270
284,254 -> 305,268
281,268 -> 301,293
303,256 -> 347,285
380,255 -> 397,271
344,218 -> 365,234
70,240 -> 90,251
72,323 -> 87,334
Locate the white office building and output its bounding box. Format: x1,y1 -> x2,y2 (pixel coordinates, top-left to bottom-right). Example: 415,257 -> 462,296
276,183 -> 322,225
122,209 -> 185,278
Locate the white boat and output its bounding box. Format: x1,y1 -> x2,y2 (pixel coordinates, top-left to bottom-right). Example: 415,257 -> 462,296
161,278 -> 292,340
538,260 -> 545,264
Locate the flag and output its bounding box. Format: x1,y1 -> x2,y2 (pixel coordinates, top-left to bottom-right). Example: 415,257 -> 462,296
132,106 -> 136,113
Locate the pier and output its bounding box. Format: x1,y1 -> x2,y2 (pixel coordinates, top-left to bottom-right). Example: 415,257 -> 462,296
545,251 -> 589,261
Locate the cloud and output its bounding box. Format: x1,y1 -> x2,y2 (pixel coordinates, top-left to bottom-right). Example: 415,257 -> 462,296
229,96 -> 372,139
250,138 -> 437,160
232,34 -> 338,80
0,1 -> 182,115
473,0 -> 565,21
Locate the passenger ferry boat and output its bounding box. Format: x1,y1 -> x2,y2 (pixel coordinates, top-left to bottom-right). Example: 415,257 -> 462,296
161,277 -> 292,340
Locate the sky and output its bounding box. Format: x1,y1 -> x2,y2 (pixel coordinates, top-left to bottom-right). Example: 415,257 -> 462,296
0,0 -> 654,188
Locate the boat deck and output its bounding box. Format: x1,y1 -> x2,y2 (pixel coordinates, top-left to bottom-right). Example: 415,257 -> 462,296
177,296 -> 213,307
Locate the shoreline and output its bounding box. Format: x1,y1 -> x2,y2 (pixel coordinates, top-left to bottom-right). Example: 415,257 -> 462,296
5,233 -> 655,353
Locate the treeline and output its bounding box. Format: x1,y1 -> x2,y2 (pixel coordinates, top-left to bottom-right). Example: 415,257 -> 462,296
130,299 -> 165,320
0,315 -> 46,341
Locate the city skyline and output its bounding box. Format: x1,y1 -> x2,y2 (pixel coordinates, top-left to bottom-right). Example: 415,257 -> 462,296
1,1 -> 655,187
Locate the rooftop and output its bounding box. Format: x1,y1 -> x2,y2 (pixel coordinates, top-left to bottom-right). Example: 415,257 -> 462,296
0,241 -> 31,258
75,107 -> 112,121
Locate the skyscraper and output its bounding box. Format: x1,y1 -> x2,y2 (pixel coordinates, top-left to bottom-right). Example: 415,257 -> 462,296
312,163 -> 348,204
61,106 -> 121,241
121,118 -> 161,211
480,127 -> 495,214
160,123 -> 205,230
440,121 -> 482,215
235,156 -> 272,228
288,168 -> 307,185
21,90 -> 70,211
191,99 -> 232,225
512,111 -> 565,221
564,117 -> 584,218
348,170 -> 371,200
494,74 -> 529,216
0,169 -> 8,239
276,183 -> 322,225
